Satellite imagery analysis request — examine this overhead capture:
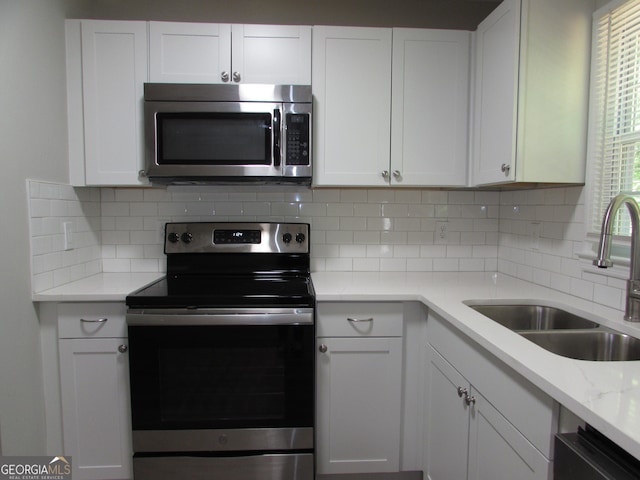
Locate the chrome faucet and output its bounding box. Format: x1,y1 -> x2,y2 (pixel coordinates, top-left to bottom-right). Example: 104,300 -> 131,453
593,193 -> 640,321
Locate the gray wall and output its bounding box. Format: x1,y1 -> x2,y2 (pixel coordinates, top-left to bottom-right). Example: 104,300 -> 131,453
64,0 -> 500,30
0,0 -> 69,454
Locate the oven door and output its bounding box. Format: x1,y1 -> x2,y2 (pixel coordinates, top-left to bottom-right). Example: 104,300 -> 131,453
127,309 -> 314,454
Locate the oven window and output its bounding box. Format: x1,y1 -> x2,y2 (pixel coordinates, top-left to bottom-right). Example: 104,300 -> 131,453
128,325 -> 313,430
157,112 -> 272,165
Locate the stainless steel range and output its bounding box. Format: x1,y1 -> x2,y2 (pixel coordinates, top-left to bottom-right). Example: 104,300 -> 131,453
125,222 -> 315,480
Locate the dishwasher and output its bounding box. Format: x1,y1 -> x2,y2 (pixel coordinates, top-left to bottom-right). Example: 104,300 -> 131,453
554,425 -> 640,479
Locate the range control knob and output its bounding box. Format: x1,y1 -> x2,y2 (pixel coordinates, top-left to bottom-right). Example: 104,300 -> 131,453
181,232 -> 193,243
168,232 -> 180,243
296,233 -> 306,244
282,233 -> 292,244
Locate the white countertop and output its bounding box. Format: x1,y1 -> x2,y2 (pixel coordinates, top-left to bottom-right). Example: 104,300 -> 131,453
32,273 -> 164,302
312,271 -> 640,461
33,270 -> 640,460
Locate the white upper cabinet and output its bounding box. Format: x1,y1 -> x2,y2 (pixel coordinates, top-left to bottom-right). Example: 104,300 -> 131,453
471,0 -> 592,186
312,26 -> 470,187
313,26 -> 393,186
66,20 -> 148,186
149,22 -> 311,84
232,24 -> 312,84
149,22 -> 231,83
391,28 -> 470,186
66,20 -> 311,186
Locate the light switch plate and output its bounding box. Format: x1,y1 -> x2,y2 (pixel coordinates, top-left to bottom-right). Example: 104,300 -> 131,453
63,221 -> 74,250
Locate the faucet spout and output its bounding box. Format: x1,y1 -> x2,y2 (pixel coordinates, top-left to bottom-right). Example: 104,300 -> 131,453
593,193 -> 640,321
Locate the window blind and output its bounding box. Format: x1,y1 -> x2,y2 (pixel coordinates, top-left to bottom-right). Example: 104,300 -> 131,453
591,0 -> 640,235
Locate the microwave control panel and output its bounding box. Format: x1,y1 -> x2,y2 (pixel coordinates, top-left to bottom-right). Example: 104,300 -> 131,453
285,114 -> 310,166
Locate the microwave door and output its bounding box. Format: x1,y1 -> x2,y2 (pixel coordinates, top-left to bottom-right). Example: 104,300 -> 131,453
146,102 -> 284,180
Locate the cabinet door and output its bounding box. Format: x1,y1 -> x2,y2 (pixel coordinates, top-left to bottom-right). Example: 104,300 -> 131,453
231,24 -> 311,84
312,26 -> 392,186
424,346 -> 470,480
149,22 -> 231,83
80,20 -> 148,186
59,338 -> 132,480
316,337 -> 402,474
471,0 -> 520,185
391,29 -> 470,186
468,387 -> 550,480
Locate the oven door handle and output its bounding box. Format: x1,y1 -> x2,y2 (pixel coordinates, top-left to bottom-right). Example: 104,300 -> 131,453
126,308 -> 314,326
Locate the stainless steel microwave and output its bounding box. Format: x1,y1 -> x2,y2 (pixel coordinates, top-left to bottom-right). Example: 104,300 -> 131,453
143,84 -> 312,185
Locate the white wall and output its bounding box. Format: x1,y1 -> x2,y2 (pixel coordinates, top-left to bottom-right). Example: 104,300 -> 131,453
0,0 -> 68,454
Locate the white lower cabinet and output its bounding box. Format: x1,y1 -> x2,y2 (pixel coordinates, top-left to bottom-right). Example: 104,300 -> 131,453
424,313 -> 556,480
316,302 -> 404,474
425,346 -> 469,480
426,347 -> 549,480
467,386 -> 549,480
57,303 -> 133,480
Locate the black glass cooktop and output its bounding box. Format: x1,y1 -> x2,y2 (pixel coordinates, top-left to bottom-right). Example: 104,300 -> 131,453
126,274 -> 315,309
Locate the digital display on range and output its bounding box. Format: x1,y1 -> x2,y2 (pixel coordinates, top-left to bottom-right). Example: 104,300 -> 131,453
214,229 -> 261,244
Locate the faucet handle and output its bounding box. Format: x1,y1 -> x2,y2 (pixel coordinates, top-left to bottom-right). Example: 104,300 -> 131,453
593,258 -> 613,268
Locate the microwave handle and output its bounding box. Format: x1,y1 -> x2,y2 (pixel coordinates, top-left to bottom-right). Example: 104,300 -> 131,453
273,109 -> 281,167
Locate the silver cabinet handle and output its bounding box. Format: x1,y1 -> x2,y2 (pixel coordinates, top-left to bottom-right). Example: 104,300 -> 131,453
221,71 -> 230,82
118,344 -> 128,353
347,317 -> 373,323
232,71 -> 241,83
138,169 -> 146,177
456,386 -> 475,405
319,344 -> 328,353
392,170 -> 401,179
382,170 -> 390,181
80,318 -> 108,323
501,163 -> 511,176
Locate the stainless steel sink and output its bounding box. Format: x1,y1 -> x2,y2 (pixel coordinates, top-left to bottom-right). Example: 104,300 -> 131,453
468,304 -> 600,331
520,330 -> 640,361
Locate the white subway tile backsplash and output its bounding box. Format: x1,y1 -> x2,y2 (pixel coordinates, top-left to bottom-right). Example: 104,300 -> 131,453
497,185 -> 628,313
353,258 -> 380,271
28,180 -> 102,293
325,257 -> 353,271
34,180 -> 629,315
433,258 -> 459,271
326,230 -> 354,244
381,258 -> 407,271
459,258 -> 485,272
593,283 -> 623,310
353,231 -> 381,244
102,258 -> 131,273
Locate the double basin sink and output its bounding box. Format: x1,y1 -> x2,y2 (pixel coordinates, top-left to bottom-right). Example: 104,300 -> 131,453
467,304 -> 640,361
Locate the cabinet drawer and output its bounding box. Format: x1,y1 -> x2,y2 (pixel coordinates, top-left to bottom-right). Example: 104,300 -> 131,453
317,302 -> 403,337
58,303 -> 127,339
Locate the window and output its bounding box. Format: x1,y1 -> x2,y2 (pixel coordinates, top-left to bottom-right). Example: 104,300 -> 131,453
590,0 -> 640,235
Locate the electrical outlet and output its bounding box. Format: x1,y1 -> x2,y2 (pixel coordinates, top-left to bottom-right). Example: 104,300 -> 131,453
63,222 -> 74,250
436,221 -> 449,243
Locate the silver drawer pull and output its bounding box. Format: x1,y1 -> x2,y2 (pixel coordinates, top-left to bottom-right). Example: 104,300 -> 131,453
80,318 -> 108,323
347,317 -> 373,323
